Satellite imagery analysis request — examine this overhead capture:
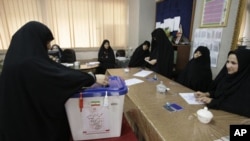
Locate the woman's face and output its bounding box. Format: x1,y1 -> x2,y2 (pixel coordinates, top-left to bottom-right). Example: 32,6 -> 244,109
142,44 -> 149,50
193,51 -> 202,58
47,41 -> 52,50
104,42 -> 109,49
226,54 -> 238,74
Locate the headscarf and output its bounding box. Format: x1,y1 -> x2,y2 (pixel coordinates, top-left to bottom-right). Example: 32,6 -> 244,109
128,40 -> 150,68
148,28 -> 174,78
97,39 -> 115,74
177,46 -> 212,91
0,21 -> 95,141
207,48 -> 250,117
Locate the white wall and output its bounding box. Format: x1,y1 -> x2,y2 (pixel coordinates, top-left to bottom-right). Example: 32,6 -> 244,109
191,0 -> 239,78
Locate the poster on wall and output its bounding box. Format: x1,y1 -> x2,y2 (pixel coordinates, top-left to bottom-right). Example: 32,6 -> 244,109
200,0 -> 231,27
192,28 -> 223,67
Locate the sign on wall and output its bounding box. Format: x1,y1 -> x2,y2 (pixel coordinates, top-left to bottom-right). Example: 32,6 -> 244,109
200,0 -> 231,27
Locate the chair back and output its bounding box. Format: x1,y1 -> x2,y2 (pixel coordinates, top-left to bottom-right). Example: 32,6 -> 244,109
61,49 -> 76,63
116,49 -> 126,57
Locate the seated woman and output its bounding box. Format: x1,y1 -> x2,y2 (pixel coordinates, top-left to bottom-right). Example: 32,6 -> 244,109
177,46 -> 212,91
97,39 -> 115,74
195,48 -> 250,117
128,40 -> 150,68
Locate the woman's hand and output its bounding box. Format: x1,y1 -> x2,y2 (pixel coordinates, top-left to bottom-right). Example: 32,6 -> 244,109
194,91 -> 210,98
196,97 -> 212,104
144,57 -> 150,61
95,74 -> 109,86
145,58 -> 157,65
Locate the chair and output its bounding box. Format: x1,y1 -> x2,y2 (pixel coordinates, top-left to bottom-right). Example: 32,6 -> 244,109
116,49 -> 126,57
61,49 -> 76,63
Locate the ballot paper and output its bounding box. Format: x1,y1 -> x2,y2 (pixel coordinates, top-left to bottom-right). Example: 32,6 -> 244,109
179,93 -> 204,105
133,70 -> 153,77
125,78 -> 144,86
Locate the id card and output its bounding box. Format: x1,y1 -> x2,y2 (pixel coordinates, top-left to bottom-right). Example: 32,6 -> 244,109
169,103 -> 183,111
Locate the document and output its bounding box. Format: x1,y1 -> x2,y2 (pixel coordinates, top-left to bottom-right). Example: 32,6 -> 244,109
179,93 -> 204,105
125,78 -> 144,86
133,70 -> 153,77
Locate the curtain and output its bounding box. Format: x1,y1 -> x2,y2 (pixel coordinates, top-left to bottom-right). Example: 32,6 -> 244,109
0,0 -> 128,49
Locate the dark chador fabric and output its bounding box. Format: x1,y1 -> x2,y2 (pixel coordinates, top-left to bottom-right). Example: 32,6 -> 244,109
0,21 -> 95,141
148,28 -> 174,78
207,48 -> 250,117
128,41 -> 150,68
97,40 -> 115,74
177,46 -> 212,91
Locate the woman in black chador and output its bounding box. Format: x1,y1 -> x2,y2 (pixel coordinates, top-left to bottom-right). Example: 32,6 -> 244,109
145,28 -> 174,78
195,48 -> 250,117
177,46 -> 212,91
0,21 -> 106,141
97,39 -> 115,74
128,40 -> 150,68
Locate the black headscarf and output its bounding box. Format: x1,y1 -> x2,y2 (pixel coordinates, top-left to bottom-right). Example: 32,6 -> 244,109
0,21 -> 95,141
97,39 -> 115,74
128,40 -> 150,68
177,46 -> 212,91
207,48 -> 250,117
148,28 -> 174,78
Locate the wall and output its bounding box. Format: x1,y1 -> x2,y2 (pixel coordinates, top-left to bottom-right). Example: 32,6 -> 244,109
128,0 -> 156,56
191,0 -> 239,78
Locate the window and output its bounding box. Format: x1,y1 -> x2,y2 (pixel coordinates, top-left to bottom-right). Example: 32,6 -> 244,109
0,0 -> 128,50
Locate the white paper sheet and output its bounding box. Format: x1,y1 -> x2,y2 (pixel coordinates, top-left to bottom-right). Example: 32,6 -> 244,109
155,22 -> 161,28
133,70 -> 153,77
179,93 -> 204,105
174,16 -> 181,31
125,78 -> 144,86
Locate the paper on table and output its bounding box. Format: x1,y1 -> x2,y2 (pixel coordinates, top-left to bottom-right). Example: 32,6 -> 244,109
133,70 -> 153,77
179,93 -> 204,105
125,78 -> 144,86
61,63 -> 74,67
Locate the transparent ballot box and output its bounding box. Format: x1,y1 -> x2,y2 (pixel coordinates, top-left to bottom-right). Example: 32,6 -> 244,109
65,76 -> 128,141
